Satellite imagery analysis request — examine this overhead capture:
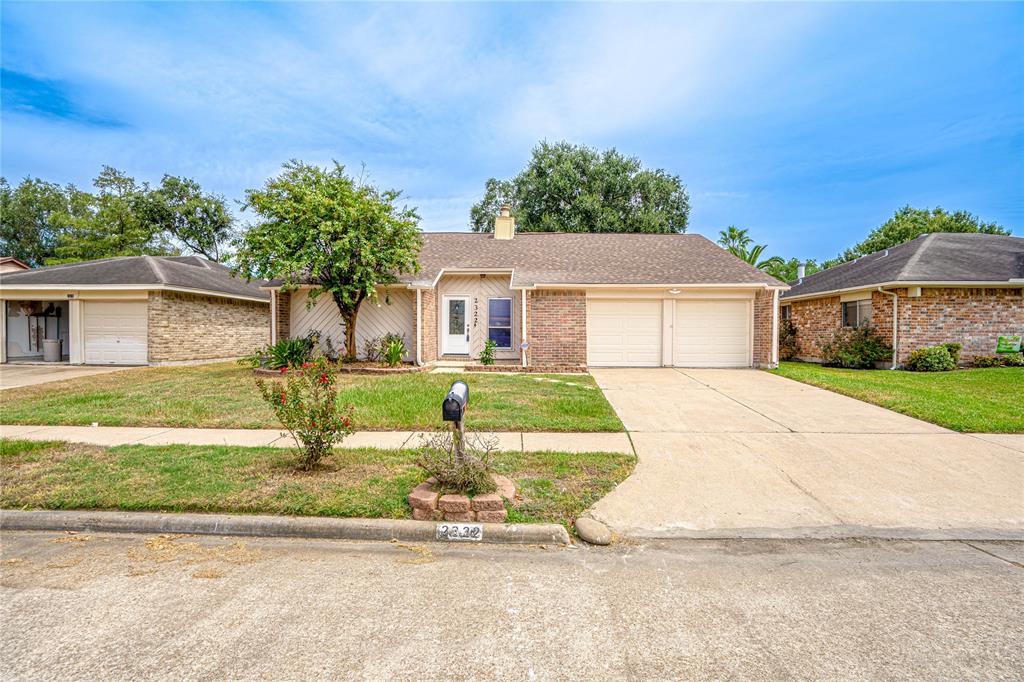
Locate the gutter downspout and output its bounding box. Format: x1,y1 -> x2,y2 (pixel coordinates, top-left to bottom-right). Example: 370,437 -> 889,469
521,289 -> 528,367
771,288 -> 779,367
416,289 -> 423,366
877,287 -> 898,369
270,291 -> 278,345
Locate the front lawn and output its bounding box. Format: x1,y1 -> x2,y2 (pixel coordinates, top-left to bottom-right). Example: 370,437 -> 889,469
0,439 -> 634,527
770,362 -> 1024,433
0,362 -> 622,432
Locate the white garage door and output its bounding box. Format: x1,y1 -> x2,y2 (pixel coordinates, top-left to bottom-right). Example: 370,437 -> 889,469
83,301 -> 148,365
674,299 -> 750,368
587,299 -> 662,367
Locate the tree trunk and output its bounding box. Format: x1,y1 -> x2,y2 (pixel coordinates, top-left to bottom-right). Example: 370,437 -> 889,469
341,309 -> 359,360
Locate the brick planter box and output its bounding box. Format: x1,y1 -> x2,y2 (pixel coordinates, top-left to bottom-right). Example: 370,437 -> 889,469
407,475 -> 515,523
465,364 -> 588,374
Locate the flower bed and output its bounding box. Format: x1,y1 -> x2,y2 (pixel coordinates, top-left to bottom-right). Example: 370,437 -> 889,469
254,362 -> 427,377
465,364 -> 588,374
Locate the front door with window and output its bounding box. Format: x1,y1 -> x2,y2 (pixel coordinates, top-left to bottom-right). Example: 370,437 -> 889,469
443,296 -> 470,355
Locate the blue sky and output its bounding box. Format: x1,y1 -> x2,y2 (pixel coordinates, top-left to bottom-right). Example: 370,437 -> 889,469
2,1 -> 1021,262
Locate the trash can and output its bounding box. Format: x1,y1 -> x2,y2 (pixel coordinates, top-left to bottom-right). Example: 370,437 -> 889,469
43,339 -> 62,362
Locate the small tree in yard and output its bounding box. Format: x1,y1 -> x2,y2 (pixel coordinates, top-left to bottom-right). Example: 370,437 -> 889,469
256,357 -> 354,470
235,161 -> 421,360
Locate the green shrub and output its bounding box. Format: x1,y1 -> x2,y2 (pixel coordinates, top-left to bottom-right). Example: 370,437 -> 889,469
362,335 -> 382,363
905,345 -> 956,372
820,326 -> 892,369
941,342 -> 963,365
238,336 -> 315,370
778,320 -> 799,361
479,339 -> 498,366
1005,353 -> 1024,367
255,356 -> 354,470
381,333 -> 407,367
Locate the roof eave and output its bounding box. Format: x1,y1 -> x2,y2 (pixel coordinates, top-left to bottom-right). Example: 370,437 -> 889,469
781,279 -> 1021,302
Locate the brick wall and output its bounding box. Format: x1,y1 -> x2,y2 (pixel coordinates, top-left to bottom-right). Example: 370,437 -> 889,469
786,295 -> 842,360
418,289 -> 438,363
148,291 -> 269,363
274,290 -> 290,341
895,287 -> 1023,362
526,290 -> 587,366
753,289 -> 776,367
785,287 -> 1024,364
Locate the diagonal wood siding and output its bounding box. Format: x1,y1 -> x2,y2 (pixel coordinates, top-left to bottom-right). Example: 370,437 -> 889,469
437,275 -> 520,359
289,288 -> 414,360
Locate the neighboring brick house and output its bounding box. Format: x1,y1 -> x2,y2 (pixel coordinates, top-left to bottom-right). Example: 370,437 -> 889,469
265,207 -> 788,369
780,233 -> 1024,365
0,256 -> 269,366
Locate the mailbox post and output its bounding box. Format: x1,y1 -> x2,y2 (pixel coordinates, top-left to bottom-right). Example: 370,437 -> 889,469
442,380 -> 469,464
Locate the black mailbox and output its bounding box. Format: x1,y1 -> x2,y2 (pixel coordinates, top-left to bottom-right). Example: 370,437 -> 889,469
442,380 -> 469,422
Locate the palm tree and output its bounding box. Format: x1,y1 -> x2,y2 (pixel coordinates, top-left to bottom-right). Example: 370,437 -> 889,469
717,226 -> 782,270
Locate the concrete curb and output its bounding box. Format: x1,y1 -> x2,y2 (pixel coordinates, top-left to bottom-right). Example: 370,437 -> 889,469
604,524 -> 1024,542
0,510 -> 572,546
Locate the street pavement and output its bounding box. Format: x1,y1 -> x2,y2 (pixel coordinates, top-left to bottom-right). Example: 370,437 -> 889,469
2,530 -> 1021,680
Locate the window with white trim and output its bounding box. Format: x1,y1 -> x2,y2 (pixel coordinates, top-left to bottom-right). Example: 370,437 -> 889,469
781,305 -> 792,321
841,300 -> 872,328
487,298 -> 513,349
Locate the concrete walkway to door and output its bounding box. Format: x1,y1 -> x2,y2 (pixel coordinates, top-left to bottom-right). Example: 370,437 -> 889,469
589,368 -> 1024,540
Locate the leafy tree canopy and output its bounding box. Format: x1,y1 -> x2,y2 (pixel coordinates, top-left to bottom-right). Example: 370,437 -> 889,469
828,205 -> 1010,265
470,141 -> 690,234
763,257 -> 821,283
0,177 -> 68,267
1,167 -> 236,265
235,160 -> 421,359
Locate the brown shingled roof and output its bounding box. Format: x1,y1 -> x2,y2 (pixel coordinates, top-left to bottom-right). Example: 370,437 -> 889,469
404,232 -> 785,287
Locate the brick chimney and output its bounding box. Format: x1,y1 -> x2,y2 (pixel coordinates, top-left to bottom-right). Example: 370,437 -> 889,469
494,205 -> 515,240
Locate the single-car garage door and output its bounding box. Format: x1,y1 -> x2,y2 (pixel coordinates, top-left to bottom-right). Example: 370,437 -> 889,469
587,299 -> 662,367
83,301 -> 148,365
674,299 -> 750,368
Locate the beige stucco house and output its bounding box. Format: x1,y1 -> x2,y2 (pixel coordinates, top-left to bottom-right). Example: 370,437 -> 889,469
267,210 -> 788,368
0,255 -> 269,365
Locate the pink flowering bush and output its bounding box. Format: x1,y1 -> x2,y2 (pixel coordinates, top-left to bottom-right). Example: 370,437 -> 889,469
255,356 -> 354,470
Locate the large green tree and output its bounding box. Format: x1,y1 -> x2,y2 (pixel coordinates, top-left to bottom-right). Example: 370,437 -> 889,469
137,175 -> 235,261
828,205 -> 1010,265
51,166 -> 176,263
235,160 -> 421,359
470,141 -> 690,233
0,177 -> 69,266
763,257 -> 821,283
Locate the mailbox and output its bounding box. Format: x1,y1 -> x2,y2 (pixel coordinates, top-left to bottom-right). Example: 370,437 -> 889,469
442,380 -> 469,422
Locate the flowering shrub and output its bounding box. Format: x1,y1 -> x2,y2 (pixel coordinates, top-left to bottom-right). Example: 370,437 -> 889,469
255,356 -> 354,469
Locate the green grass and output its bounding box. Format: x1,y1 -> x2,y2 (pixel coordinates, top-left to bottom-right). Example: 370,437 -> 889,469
770,362 -> 1024,433
0,439 -> 634,526
0,362 -> 622,432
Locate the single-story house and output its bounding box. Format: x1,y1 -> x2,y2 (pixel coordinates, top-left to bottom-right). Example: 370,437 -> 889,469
0,255 -> 269,365
266,208 -> 788,368
780,233 -> 1024,364
0,257 -> 31,273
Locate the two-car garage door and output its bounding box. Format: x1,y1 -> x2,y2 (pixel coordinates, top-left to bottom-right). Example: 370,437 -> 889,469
587,298 -> 751,368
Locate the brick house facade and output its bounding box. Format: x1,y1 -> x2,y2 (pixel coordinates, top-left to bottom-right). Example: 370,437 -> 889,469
149,290 -> 269,364
784,286 -> 1023,364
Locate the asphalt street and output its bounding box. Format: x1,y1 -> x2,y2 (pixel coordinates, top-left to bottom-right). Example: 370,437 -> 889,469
1,531 -> 1021,680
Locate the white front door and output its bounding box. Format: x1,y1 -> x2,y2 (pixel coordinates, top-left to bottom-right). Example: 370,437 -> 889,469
442,295 -> 470,355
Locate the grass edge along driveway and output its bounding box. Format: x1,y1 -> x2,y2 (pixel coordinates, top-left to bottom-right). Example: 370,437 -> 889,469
0,439 -> 635,528
0,362 -> 623,433
770,361 -> 1023,433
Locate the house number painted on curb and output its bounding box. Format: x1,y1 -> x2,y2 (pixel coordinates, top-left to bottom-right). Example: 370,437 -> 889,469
436,523 -> 483,541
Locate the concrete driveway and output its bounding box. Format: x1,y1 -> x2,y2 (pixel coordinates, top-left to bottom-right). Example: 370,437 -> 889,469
0,364 -> 130,390
590,368 -> 1024,539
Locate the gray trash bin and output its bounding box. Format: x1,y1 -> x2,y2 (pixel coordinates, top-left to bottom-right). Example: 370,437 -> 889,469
43,339 -> 62,362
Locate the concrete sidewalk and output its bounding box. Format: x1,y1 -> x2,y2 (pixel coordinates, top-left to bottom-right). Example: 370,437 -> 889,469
0,424 -> 634,454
